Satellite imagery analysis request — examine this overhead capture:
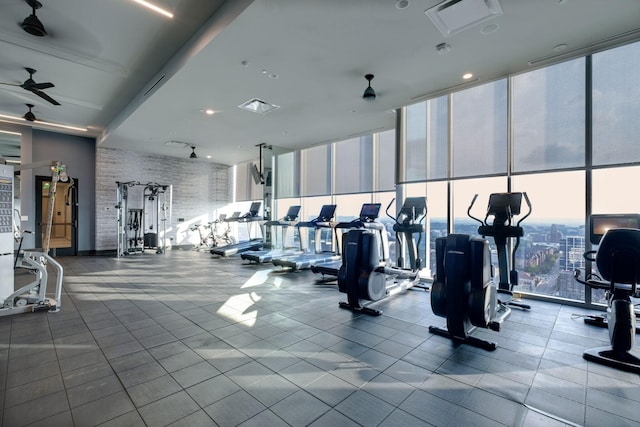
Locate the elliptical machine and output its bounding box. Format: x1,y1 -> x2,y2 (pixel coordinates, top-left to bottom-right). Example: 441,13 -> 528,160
428,192 -> 530,350
337,197 -> 426,316
574,214 -> 640,373
429,233 -> 511,350
469,192 -> 532,310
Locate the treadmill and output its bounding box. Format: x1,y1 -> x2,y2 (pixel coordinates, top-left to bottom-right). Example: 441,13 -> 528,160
271,204 -> 338,271
241,205 -> 301,264
311,203 -> 386,279
210,202 -> 264,257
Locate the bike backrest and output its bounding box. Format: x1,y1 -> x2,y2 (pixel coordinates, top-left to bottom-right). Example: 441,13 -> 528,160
596,228 -> 640,285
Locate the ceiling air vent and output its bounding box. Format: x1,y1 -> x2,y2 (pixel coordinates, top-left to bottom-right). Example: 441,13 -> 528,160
165,140 -> 189,148
238,98 -> 280,115
425,0 -> 502,37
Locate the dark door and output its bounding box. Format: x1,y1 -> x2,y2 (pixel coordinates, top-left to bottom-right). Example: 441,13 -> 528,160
35,175 -> 78,256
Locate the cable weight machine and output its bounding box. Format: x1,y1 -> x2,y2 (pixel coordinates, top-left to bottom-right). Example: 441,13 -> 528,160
116,181 -> 170,256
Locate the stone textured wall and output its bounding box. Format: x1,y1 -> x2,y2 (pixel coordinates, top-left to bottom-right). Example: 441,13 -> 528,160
95,147 -> 232,251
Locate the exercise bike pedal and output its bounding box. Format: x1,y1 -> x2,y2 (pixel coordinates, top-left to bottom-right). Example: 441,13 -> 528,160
584,315 -> 607,328
583,315 -> 640,334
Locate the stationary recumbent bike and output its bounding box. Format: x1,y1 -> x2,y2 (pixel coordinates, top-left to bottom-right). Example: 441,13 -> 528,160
574,214 -> 640,374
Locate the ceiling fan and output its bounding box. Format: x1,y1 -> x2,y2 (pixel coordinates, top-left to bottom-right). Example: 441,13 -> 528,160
0,67 -> 60,106
23,104 -> 37,121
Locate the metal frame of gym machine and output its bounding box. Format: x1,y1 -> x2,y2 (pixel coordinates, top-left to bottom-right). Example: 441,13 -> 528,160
0,161 -> 66,316
116,181 -> 170,256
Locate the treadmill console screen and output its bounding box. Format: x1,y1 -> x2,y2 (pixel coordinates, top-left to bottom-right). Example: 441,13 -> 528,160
284,205 -> 301,221
359,203 -> 381,221
400,197 -> 427,220
318,204 -> 337,221
487,193 -> 522,216
590,214 -> 640,245
248,201 -> 262,216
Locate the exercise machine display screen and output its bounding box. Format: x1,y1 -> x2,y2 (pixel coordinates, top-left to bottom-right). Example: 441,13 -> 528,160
400,197 -> 426,219
487,193 -> 522,216
318,204 -> 337,221
590,214 -> 640,245
248,202 -> 262,216
284,205 -> 301,221
359,203 -> 381,221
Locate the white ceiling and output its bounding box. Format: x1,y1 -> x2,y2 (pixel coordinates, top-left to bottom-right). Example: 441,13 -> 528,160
1,0 -> 639,166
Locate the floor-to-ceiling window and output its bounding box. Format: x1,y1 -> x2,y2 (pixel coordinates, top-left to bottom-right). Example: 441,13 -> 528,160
395,40 -> 640,307
271,40 -> 640,307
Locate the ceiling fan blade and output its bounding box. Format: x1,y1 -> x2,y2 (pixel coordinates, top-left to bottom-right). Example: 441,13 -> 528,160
0,82 -> 21,87
30,88 -> 61,105
26,82 -> 54,90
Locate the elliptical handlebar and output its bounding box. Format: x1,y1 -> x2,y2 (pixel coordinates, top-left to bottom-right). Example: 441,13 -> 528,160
469,192 -> 532,228
517,192 -> 532,227
385,198 -> 396,222
467,194 -> 484,226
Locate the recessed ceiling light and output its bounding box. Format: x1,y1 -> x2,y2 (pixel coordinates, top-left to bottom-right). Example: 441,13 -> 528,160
396,0 -> 410,9
206,155 -> 212,159
269,73 -> 278,79
462,72 -> 474,80
204,109 -> 214,115
131,0 -> 173,18
480,23 -> 499,34
553,43 -> 568,52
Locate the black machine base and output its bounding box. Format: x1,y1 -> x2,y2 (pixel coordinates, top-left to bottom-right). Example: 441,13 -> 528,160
338,301 -> 382,316
583,346 -> 640,374
428,326 -> 497,351
498,289 -> 531,310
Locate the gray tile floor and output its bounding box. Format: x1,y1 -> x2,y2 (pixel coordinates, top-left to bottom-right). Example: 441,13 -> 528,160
1,249 -> 639,426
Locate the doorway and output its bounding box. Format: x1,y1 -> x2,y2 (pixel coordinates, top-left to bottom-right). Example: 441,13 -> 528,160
35,175 -> 78,256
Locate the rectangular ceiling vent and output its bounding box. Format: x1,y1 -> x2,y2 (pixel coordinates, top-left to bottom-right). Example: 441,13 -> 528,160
164,140 -> 189,148
238,98 -> 280,115
426,0 -> 502,37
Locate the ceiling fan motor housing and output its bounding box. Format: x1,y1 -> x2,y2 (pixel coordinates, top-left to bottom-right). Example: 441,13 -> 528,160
22,0 -> 47,37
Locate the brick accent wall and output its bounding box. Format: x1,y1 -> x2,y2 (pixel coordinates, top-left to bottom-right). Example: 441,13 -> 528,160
95,147 -> 232,251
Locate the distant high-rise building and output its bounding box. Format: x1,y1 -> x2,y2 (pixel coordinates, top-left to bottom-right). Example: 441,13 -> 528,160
559,236 -> 585,271
548,224 -> 563,243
